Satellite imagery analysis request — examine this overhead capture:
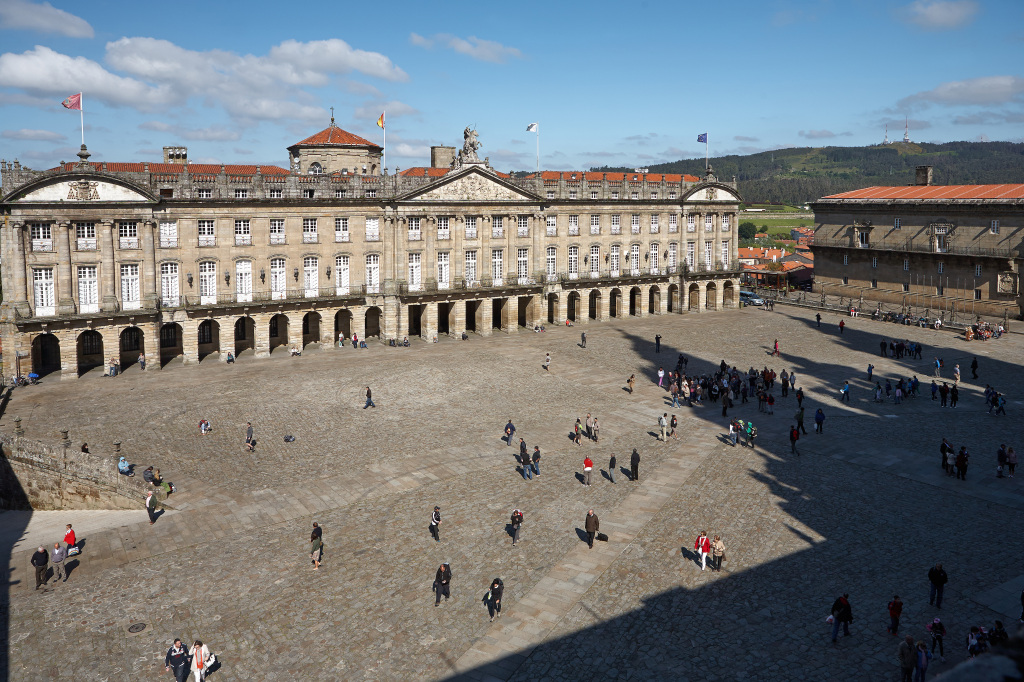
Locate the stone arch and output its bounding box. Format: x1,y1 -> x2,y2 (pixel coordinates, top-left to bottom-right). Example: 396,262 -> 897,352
723,280 -> 737,309
688,283 -> 701,311
335,309 -> 353,343
705,282 -> 718,310
567,291 -> 581,322
667,283 -> 679,313
302,311 -> 322,348
76,329 -> 104,374
588,289 -> 601,320
269,313 -> 289,353
31,333 -> 61,377
648,285 -> 661,315
365,306 -> 382,338
234,316 -> 255,356
197,319 -> 220,360
119,326 -> 145,369
629,286 -> 641,316
159,322 -> 183,366
547,293 -> 559,325
610,288 -> 622,318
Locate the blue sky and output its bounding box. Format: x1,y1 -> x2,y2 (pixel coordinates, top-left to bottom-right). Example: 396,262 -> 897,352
0,0 -> 1021,175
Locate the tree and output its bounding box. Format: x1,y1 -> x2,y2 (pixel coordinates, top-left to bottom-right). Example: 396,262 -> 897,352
738,222 -> 757,240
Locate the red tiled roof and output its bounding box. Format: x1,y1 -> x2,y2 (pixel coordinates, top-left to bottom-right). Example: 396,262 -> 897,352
290,124 -> 380,149
524,171 -> 700,183
824,184 -> 1024,200
52,161 -> 288,175
399,167 -> 451,178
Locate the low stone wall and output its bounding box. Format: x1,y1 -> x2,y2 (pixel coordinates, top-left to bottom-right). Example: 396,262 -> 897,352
0,422 -> 154,510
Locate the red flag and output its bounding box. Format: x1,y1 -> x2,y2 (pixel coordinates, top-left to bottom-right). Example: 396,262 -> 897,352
62,93 -> 82,110
376,112 -> 384,129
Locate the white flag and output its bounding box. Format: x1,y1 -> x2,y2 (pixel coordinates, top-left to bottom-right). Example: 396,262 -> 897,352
526,122 -> 538,132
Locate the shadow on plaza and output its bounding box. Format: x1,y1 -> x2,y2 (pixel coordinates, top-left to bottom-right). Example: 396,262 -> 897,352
0,454 -> 31,682
443,312 -> 1024,681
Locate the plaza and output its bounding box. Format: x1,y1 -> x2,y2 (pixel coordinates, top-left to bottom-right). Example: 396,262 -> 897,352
3,304 -> 1024,681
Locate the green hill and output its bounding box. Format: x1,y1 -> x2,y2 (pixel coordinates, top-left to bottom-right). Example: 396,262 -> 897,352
590,141 -> 1024,205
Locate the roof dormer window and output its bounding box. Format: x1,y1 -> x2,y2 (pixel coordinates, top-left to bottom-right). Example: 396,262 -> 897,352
308,162 -> 323,175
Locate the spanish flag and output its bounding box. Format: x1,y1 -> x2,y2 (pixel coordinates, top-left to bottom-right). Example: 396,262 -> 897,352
376,112 -> 385,129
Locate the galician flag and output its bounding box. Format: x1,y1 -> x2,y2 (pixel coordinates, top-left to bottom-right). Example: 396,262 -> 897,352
526,122 -> 538,132
62,93 -> 82,110
376,112 -> 385,129
697,132 -> 707,144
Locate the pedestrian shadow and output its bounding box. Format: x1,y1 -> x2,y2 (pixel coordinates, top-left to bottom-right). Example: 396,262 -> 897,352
680,547 -> 700,567
574,472 -> 585,485
574,528 -> 589,543
601,469 -> 612,482
716,434 -> 733,446
504,524 -> 516,540
646,431 -> 660,440
619,466 -> 632,480
64,558 -> 81,579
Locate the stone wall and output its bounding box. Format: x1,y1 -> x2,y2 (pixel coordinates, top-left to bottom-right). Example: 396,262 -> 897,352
0,422 -> 152,510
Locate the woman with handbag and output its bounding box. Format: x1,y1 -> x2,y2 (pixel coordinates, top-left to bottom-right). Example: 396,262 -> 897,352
189,640 -> 213,681
711,535 -> 725,571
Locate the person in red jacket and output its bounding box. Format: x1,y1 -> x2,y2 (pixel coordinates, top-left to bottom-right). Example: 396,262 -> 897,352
695,531 -> 711,571
63,524 -> 76,551
583,456 -> 594,486
887,595 -> 903,635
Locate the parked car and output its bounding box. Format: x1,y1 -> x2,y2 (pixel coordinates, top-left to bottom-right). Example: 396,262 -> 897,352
739,291 -> 764,306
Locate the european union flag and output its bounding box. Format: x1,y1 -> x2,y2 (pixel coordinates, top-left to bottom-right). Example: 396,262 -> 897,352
697,133 -> 707,144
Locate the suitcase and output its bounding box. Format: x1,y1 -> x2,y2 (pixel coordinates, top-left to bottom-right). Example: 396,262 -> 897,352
596,532 -> 609,542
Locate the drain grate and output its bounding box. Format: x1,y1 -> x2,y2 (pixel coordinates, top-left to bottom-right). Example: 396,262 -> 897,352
127,622 -> 146,634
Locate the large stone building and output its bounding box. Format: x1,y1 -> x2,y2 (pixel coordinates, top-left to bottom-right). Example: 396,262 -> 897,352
810,166 -> 1023,321
0,121 -> 743,379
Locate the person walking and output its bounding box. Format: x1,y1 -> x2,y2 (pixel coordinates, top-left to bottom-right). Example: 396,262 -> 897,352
795,407 -> 807,435
868,363 -> 874,381
592,418 -> 600,443
585,414 -> 593,441
573,418 -> 582,446
916,640 -> 933,680
543,353 -> 550,372
816,312 -> 822,327
31,545 -> 48,590
694,531 -> 711,571
627,374 -> 635,394
950,384 -> 959,408
165,638 -> 191,682
927,617 -> 946,662
971,356 -> 978,379
429,506 -> 441,542
504,419 -> 516,446
510,509 -> 523,546
608,454 -> 617,483
669,414 -> 679,440
658,413 -> 668,441
584,509 -> 599,549
364,386 -> 375,409
519,439 -> 532,480
146,490 -> 159,525
814,408 -> 825,434
898,635 -> 916,682
245,421 -> 255,451
630,448 -> 640,482
64,524 -> 76,552
933,357 -> 941,378
830,593 -> 853,644
487,578 -> 504,622
531,446 -> 541,476
1007,446 -> 1017,478
580,331 -> 587,348
711,535 -> 725,571
434,563 -> 452,606
888,595 -> 904,635
657,366 -> 665,387
838,319 -> 845,334
773,339 -> 780,357
955,447 -> 969,480
928,563 -> 947,609
840,381 -> 851,403
583,456 -> 593,486
50,542 -> 66,584
189,640 -> 212,682
789,425 -> 800,455
309,529 -> 323,570
795,387 -> 804,408
655,334 -> 662,353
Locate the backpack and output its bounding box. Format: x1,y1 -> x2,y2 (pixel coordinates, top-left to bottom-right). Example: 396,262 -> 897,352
511,511 -> 523,525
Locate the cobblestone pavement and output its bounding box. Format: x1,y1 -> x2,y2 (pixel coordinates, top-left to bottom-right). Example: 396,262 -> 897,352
3,305 -> 1022,681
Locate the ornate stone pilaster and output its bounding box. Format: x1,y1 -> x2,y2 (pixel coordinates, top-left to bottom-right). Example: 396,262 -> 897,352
56,221 -> 76,315
141,220 -> 158,308
99,219 -> 118,312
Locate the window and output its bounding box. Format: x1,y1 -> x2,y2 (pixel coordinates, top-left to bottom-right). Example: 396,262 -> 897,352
704,214 -> 714,232
902,282 -> 909,292
269,219 -> 285,244
160,324 -> 178,347
334,218 -> 349,243
934,225 -> 948,253
308,162 -> 322,175
590,215 -> 600,235
704,241 -> 713,267
76,222 -> 96,250
366,189 -> 377,198
721,240 -> 729,267
631,192 -> 639,200
492,216 -> 504,238
858,231 -> 869,247
990,220 -> 1000,234
366,254 -> 380,293
872,257 -> 878,269
198,220 -> 215,247
894,217 -> 902,230
546,190 -> 555,200
160,188 -> 174,198
631,244 -> 641,273
234,219 -> 251,246
270,258 -> 286,300
121,264 -> 140,310
269,317 -> 279,338
975,289 -> 982,300
687,214 -> 695,232
590,191 -> 598,200
160,262 -> 179,307
975,264 -> 982,277
903,259 -> 909,271
610,245 -> 620,274
590,245 -> 600,276
438,216 -> 450,240
407,253 -> 421,291
722,215 -> 731,231
650,215 -> 659,233
465,216 -> 477,239
437,252 -> 450,288
546,216 -> 556,237
159,221 -> 178,248
669,191 -> 676,200
198,321 -> 212,345
517,248 -> 530,283
302,189 -> 315,199
631,214 -> 640,234
236,260 -> 252,302
199,261 -> 217,304
650,192 -> 658,200
365,217 -> 380,241
668,242 -> 677,268
118,221 -> 139,249
568,215 -> 579,236
669,215 -> 678,233
843,276 -> 849,285
937,262 -> 944,274
336,255 -> 350,294
77,265 -> 98,313
611,191 -> 619,200
650,243 -> 659,271
302,218 -> 318,243
611,215 -> 621,235
546,247 -> 557,278
686,242 -> 695,269
568,246 -> 579,279
517,216 -> 528,237
843,254 -> 848,266
302,257 -> 318,297
408,217 -> 421,241
871,279 -> 877,288
122,326 -> 142,351
465,250 -> 477,283
936,285 -> 944,295
569,190 -> 577,200
32,268 -> 55,315
234,188 -> 248,199
30,223 -> 52,251
196,188 -> 212,198
269,188 -> 282,199
491,249 -> 504,284
334,189 -> 345,199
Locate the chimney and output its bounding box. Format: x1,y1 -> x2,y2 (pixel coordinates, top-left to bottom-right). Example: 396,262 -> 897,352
163,146 -> 188,165
915,165 -> 933,186
430,146 -> 456,169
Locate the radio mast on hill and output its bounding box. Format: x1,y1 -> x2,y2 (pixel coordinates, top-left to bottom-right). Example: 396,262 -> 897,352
903,117 -> 910,143
883,125 -> 889,145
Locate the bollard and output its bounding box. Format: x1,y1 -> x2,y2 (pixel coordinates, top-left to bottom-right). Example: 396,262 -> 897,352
61,428 -> 70,446
13,416 -> 23,437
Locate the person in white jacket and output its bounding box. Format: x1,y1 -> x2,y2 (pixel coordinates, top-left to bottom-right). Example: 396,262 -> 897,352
189,640 -> 213,681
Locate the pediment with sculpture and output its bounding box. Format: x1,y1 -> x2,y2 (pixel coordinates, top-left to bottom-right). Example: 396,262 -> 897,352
405,169 -> 538,203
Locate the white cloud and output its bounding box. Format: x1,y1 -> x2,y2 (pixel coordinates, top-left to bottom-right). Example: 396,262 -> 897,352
0,0 -> 93,38
353,100 -> 419,121
900,0 -> 978,29
799,129 -> 841,139
1,128 -> 66,141
899,75 -> 1024,108
139,121 -> 241,141
952,110 -> 1024,125
410,33 -> 522,63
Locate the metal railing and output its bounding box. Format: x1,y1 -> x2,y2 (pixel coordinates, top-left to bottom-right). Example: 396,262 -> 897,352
172,285 -> 370,308
813,236 -> 1019,258
119,237 -> 139,249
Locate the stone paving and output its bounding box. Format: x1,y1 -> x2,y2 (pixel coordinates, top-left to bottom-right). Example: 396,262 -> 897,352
2,304 -> 1022,681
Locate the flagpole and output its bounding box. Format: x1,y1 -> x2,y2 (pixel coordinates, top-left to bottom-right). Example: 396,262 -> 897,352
80,93 -> 85,146
535,124 -> 540,173
382,109 -> 386,174
705,133 -> 708,171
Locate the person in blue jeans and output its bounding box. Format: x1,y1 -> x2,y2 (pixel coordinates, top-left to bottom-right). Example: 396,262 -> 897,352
364,386 -> 375,409
815,408 -> 826,433
531,446 -> 541,476
830,593 -> 853,644
840,381 -> 851,402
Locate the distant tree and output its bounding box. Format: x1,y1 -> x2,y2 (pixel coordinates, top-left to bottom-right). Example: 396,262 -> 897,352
738,222 -> 757,240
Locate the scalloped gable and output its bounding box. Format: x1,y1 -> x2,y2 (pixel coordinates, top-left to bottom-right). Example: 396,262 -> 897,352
12,177 -> 154,202
684,184 -> 741,203
403,167 -> 538,202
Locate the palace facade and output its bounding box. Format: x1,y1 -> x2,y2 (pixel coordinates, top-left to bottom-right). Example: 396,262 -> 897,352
811,166 -> 1023,321
0,122 -> 743,379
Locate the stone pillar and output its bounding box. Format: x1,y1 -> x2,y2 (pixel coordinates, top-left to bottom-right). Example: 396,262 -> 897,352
681,283 -> 690,311
10,222 -> 30,316
599,288 -> 611,320
423,302 -> 438,341
142,322 -> 160,370
451,300 -> 466,337
100,219 -> 118,312
478,298 -> 493,336
556,291 -> 567,324
218,316 -> 232,362
99,326 -> 120,368
387,297 -> 404,342
254,312 -> 271,358
181,319 -> 200,365
636,285 -> 649,317
56,222 -> 75,315
59,329 -> 79,380
142,220 -> 158,309
319,308 -> 338,350
503,296 -> 518,333
350,305 -> 366,342
658,286 -> 669,314
716,280 -> 725,310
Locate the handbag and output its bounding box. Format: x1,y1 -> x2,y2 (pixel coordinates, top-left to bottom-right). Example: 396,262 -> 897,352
67,546 -> 81,557
597,532 -> 609,542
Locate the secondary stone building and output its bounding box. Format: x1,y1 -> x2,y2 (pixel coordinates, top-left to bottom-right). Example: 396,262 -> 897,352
810,167 -> 1023,321
0,121 -> 743,379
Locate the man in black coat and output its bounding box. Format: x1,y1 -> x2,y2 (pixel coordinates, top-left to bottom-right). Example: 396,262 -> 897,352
164,638 -> 191,682
488,578 -> 504,621
630,449 -> 641,482
434,563 -> 452,606
584,510 -> 599,549
830,593 -> 853,644
929,563 -> 948,608
31,546 -> 48,590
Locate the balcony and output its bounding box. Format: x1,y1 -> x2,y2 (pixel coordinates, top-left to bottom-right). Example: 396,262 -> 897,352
31,239 -> 53,252
546,227 -> 557,237
198,235 -> 216,247
234,235 -> 252,246
302,233 -> 319,244
812,236 -> 1019,258
119,237 -> 140,249
492,228 -> 504,238
610,226 -> 622,235
517,228 -> 529,238
465,228 -> 478,239
437,229 -> 450,240
76,238 -> 96,251
590,227 -> 601,235
650,226 -> 660,234
177,284 -> 369,308
270,233 -> 286,245
631,226 -> 641,234
334,232 -> 349,243
408,231 -> 421,241
159,237 -> 178,248
568,227 -> 580,236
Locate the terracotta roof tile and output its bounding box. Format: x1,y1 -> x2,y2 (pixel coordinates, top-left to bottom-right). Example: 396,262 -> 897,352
824,184 -> 1024,200
53,161 -> 288,175
291,124 -> 380,148
398,167 -> 451,178
523,171 -> 699,183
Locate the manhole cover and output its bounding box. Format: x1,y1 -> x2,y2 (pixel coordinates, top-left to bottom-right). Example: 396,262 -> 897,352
127,623 -> 146,634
